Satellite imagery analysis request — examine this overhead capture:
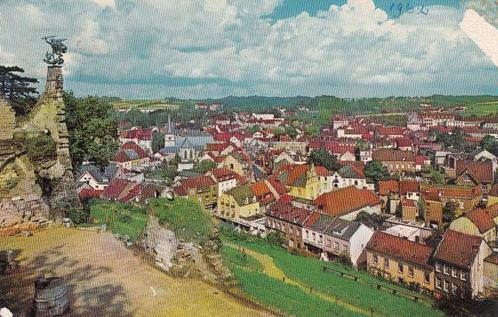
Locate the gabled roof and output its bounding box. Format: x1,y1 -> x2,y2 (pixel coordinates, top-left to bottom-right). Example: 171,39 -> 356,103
314,186 -> 381,217
101,178 -> 130,200
465,208 -> 495,233
399,180 -> 419,195
456,160 -> 494,184
489,184 -> 498,197
77,164 -> 104,183
337,164 -> 363,179
433,230 -> 483,269
420,185 -> 482,200
112,142 -> 149,163
366,231 -> 433,270
210,167 -> 238,181
484,203 -> 498,219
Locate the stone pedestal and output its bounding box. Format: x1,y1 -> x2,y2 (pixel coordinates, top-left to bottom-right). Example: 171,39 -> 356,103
44,66 -> 64,100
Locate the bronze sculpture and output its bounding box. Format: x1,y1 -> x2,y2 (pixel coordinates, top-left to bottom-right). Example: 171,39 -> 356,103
42,36 -> 67,65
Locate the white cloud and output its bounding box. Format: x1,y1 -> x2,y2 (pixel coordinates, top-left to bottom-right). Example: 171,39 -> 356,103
0,0 -> 496,98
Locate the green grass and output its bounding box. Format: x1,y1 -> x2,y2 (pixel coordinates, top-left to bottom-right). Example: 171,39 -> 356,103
462,102 -> 498,117
226,238 -> 444,317
233,267 -> 363,317
149,198 -> 214,245
221,245 -> 264,272
89,200 -> 148,241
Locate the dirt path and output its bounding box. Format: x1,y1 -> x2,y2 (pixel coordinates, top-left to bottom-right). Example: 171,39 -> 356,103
0,227 -> 271,317
226,242 -> 376,317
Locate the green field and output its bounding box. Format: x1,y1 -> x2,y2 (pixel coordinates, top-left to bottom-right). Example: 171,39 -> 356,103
461,101 -> 498,117
223,237 -> 445,317
112,99 -> 181,111
89,200 -> 148,241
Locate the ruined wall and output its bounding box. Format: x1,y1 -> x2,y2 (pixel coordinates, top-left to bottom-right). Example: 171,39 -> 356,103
0,98 -> 15,141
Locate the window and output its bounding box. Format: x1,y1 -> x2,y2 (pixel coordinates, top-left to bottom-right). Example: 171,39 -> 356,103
443,280 -> 449,292
384,258 -> 389,269
398,263 -> 403,273
452,283 -> 458,295
443,265 -> 448,275
451,268 -> 457,278
326,239 -> 331,247
424,272 -> 430,284
408,266 -> 414,277
373,255 -> 378,265
460,271 -> 467,281
436,277 -> 441,289
305,230 -> 309,239
312,232 -> 316,241
334,242 -> 339,250
435,263 -> 441,272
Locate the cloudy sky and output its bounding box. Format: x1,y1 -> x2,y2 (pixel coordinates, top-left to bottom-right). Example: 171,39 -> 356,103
0,0 -> 497,98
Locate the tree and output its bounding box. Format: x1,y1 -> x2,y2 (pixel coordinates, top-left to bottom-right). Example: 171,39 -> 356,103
308,149 -> 339,171
194,160 -> 216,174
274,127 -> 286,138
0,65 -> 39,115
480,135 -> 498,155
64,91 -> 119,170
356,211 -> 384,229
151,131 -> 165,153
285,126 -> 298,138
364,160 -> 389,183
442,201 -> 458,224
247,125 -> 262,134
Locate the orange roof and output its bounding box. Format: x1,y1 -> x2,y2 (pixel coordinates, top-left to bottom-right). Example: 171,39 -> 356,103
315,166 -> 330,177
372,149 -> 415,162
399,180 -> 419,194
434,230 -> 483,269
250,181 -> 271,197
378,180 -> 399,196
456,160 -> 494,184
314,186 -> 381,217
420,185 -> 482,200
484,204 -> 498,219
287,164 -> 308,186
465,208 -> 495,233
366,231 -> 433,270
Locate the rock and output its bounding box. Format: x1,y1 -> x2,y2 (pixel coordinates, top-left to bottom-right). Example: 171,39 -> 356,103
20,230 -> 32,237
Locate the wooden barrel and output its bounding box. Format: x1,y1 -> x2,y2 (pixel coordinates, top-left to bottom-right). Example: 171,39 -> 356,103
31,276 -> 69,317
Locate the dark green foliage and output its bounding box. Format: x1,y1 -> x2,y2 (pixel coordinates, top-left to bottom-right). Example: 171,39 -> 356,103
0,65 -> 39,115
147,160 -> 178,183
442,201 -> 458,224
66,207 -> 89,225
24,134 -> 57,164
364,160 -> 389,183
480,135 -> 498,156
247,125 -> 261,134
150,197 -> 214,245
355,211 -> 384,229
434,129 -> 465,151
64,91 -> 119,170
151,130 -> 165,153
193,160 -> 216,174
308,149 -> 339,171
265,231 -> 286,247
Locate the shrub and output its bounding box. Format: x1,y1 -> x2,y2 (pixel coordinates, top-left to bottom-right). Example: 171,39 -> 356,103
66,207 -> 89,225
24,134 -> 57,164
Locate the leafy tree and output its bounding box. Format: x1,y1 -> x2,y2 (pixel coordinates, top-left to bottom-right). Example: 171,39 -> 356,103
308,149 -> 339,171
442,201 -> 458,224
194,160 -> 216,174
274,127 -> 286,138
285,126 -> 298,138
247,125 -> 262,134
151,130 -> 165,153
0,65 -> 39,115
480,135 -> 498,155
64,91 -> 119,170
356,211 -> 384,229
364,160 -> 389,183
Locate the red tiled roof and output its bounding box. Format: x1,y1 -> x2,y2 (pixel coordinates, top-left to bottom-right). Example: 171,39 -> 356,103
314,186 -> 381,217
399,180 -> 419,195
456,160 -> 494,184
415,155 -> 428,165
378,180 -> 399,196
484,204 -> 498,219
250,181 -> 271,197
78,188 -> 104,199
420,185 -> 482,200
401,198 -> 416,207
489,184 -> 498,197
205,142 -> 229,152
210,167 -> 238,181
179,176 -> 216,190
366,231 -> 433,270
377,126 -> 406,136
315,166 -> 330,177
102,178 -> 129,200
268,177 -> 288,195
120,128 -> 153,141
112,142 -> 149,163
372,149 -> 415,162
465,208 -> 495,233
433,230 -> 483,269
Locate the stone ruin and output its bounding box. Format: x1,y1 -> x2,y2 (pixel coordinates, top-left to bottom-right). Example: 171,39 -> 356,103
0,65 -> 79,236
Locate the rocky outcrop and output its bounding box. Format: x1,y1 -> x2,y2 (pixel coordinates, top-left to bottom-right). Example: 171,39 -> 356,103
0,65 -> 79,235
142,216 -> 232,283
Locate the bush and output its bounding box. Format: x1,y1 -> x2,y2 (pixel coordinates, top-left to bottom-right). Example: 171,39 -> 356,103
150,197 -> 214,245
24,134 -> 57,164
265,231 -> 286,247
66,207 -> 89,225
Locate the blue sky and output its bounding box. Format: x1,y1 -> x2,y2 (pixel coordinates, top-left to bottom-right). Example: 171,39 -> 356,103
0,0 -> 496,98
